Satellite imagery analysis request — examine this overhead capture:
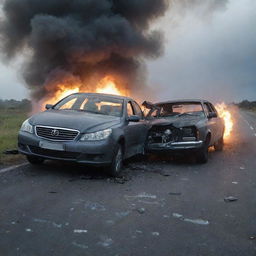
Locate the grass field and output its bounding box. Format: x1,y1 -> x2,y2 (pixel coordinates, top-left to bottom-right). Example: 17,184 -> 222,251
0,109 -> 28,165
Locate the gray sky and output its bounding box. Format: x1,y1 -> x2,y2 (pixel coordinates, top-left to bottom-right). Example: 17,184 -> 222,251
0,0 -> 255,102
147,0 -> 256,103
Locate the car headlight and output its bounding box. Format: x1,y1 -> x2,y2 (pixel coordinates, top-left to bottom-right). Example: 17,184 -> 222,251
20,119 -> 34,134
80,129 -> 112,141
182,127 -> 194,137
182,127 -> 197,141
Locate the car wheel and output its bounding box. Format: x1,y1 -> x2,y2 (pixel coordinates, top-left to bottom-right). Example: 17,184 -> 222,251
108,145 -> 123,177
196,138 -> 210,164
26,155 -> 45,165
214,136 -> 224,151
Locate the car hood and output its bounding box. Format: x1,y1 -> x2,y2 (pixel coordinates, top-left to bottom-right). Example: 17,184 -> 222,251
149,115 -> 203,128
29,110 -> 121,133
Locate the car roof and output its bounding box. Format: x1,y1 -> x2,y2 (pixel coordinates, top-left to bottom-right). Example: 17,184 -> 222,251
71,92 -> 134,101
155,99 -> 210,105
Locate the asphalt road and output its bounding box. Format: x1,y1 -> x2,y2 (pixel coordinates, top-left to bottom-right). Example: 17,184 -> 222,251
0,109 -> 256,256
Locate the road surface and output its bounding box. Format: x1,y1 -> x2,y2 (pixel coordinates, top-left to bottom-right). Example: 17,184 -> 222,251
0,109 -> 256,256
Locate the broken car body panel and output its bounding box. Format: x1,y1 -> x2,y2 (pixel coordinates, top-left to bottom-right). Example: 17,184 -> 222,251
144,99 -> 225,152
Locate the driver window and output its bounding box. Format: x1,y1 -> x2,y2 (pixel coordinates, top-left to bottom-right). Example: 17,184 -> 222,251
209,103 -> 218,116
204,103 -> 213,116
132,101 -> 143,119
127,102 -> 134,117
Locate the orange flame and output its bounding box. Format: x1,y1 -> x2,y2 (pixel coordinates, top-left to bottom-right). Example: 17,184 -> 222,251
96,76 -> 123,96
45,87 -> 80,106
39,76 -> 128,111
215,103 -> 234,139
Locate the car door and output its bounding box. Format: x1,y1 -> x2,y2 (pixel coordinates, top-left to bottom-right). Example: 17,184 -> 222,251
123,101 -> 147,158
131,101 -> 149,153
123,101 -> 138,157
204,102 -> 218,144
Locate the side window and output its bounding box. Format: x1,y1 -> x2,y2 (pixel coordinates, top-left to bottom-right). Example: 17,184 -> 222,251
127,102 -> 134,117
204,103 -> 212,116
132,101 -> 143,119
209,103 -> 218,116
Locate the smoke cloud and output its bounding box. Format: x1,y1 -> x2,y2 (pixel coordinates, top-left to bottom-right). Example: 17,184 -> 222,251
0,0 -> 168,100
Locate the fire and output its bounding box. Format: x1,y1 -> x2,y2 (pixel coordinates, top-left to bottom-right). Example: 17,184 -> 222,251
96,76 -> 125,96
215,103 -> 234,139
40,76 -> 128,111
45,87 -> 80,105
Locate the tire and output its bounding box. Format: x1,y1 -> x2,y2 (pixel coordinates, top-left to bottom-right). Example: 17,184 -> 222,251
196,137 -> 210,164
26,155 -> 45,165
214,136 -> 224,151
108,145 -> 123,177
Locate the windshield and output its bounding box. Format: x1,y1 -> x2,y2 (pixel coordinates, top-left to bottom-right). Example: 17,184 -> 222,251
53,94 -> 124,117
148,102 -> 205,118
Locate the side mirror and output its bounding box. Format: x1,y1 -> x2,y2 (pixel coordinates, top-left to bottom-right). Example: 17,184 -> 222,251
45,104 -> 53,110
208,112 -> 217,119
127,115 -> 140,122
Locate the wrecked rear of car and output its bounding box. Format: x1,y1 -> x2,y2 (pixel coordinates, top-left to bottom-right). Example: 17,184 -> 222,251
143,100 -> 225,163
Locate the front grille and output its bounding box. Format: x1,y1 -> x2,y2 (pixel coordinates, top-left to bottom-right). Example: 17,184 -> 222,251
147,125 -> 181,144
29,146 -> 80,160
36,126 -> 79,141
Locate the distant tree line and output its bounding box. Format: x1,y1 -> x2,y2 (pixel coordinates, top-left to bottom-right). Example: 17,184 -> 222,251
237,100 -> 256,110
0,99 -> 32,111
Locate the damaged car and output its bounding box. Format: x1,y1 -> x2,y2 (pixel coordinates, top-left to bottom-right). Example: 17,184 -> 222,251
144,99 -> 225,163
18,93 -> 148,176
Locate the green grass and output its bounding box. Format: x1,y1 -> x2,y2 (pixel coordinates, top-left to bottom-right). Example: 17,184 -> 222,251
0,109 -> 28,165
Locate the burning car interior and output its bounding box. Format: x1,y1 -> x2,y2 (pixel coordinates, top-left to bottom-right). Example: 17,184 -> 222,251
51,94 -> 124,117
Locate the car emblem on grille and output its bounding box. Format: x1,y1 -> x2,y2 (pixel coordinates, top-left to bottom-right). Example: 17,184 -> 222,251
51,129 -> 60,137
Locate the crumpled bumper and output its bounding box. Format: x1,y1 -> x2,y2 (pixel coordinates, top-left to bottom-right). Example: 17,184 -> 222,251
146,140 -> 204,152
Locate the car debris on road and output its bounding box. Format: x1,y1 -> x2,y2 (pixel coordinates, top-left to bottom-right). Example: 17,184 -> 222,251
224,196 -> 238,202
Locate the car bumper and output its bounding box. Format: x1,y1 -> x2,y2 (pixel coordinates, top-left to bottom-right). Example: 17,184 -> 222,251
146,140 -> 204,152
18,132 -> 116,166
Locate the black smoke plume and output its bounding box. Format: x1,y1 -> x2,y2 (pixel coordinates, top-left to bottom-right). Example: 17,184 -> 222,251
0,0 -> 168,101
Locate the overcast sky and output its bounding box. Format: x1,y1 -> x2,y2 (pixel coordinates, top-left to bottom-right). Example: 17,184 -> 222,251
147,0 -> 256,103
0,0 -> 255,102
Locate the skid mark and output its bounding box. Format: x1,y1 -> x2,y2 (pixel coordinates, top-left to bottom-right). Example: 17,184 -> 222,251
125,192 -> 165,208
125,193 -> 157,200
172,213 -> 209,225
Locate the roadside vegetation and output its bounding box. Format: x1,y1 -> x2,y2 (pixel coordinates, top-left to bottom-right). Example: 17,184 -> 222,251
237,100 -> 256,112
0,99 -> 31,165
